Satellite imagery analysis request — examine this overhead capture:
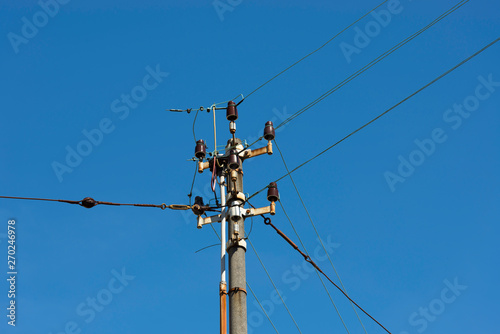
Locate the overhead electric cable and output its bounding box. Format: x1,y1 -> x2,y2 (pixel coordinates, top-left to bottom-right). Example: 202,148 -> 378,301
242,0 -> 390,101
187,162 -> 198,206
247,36 -> 500,201
0,195 -> 187,210
192,109 -> 200,142
246,283 -> 280,334
247,238 -> 303,334
195,243 -> 221,253
276,0 -> 469,129
243,0 -> 468,150
258,214 -> 393,334
275,139 -> 367,333
278,200 -> 351,334
245,216 -> 254,239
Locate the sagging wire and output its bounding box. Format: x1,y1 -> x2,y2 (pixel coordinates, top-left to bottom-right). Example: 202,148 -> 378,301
275,0 -> 470,130
275,139 -> 366,333
239,0 -> 390,101
195,243 -> 221,254
253,212 -> 393,334
246,283 -> 280,334
192,109 -> 200,143
187,162 -> 198,206
0,195 -> 190,211
244,216 -> 254,240
277,198 -> 352,334
247,238 -> 303,334
246,36 -> 500,202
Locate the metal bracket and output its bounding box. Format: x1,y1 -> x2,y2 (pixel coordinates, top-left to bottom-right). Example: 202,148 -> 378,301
197,212 -> 224,229
197,201 -> 274,229
243,205 -> 272,217
243,141 -> 273,159
198,161 -> 210,173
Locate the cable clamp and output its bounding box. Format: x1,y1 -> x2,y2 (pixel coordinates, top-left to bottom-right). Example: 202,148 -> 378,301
228,287 -> 247,296
220,282 -> 227,296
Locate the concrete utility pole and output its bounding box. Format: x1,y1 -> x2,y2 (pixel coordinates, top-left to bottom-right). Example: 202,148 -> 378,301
193,101 -> 278,334
226,138 -> 247,334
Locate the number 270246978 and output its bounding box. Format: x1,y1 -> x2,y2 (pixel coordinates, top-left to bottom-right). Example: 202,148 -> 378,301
8,220 -> 16,271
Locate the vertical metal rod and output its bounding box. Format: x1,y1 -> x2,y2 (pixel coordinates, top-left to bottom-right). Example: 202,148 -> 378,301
220,175 -> 227,282
213,105 -> 217,154
220,282 -> 227,334
220,174 -> 228,334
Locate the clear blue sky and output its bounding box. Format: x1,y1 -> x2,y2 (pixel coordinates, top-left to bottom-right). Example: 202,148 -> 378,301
1,0 -> 499,333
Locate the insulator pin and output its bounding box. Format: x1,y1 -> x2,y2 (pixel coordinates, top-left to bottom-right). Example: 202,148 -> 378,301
226,101 -> 238,121
267,182 -> 279,202
195,140 -> 207,159
263,121 -> 275,141
228,150 -> 241,170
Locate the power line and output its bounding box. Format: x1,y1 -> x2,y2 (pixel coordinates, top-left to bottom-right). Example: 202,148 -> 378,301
187,162 -> 198,206
244,0 -> 468,151
245,216 -> 254,239
259,214 -> 393,334
242,0 -> 390,101
276,0 -> 469,130
248,36 -> 500,201
192,109 -> 200,142
246,283 -> 280,334
275,139 -> 365,334
0,195 -> 80,205
247,238 -> 303,334
195,243 -> 221,253
0,195 -> 185,210
278,200 -> 351,334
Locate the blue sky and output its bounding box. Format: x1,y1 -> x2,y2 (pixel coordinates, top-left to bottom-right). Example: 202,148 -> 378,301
1,0 -> 499,333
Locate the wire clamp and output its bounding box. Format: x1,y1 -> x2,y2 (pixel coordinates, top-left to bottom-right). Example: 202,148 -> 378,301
228,287 -> 247,296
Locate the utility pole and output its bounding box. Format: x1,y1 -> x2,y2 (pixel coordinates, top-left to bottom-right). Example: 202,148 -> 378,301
226,137 -> 247,334
192,100 -> 279,334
